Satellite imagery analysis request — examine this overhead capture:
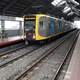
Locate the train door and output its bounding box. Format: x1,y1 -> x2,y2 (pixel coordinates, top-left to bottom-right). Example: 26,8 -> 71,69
54,18 -> 59,34
50,18 -> 55,35
39,16 -> 50,37
58,20 -> 62,32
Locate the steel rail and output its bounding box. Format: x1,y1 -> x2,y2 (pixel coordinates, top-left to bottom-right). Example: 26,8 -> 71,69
0,43 -> 26,57
0,45 -> 42,68
51,30 -> 80,80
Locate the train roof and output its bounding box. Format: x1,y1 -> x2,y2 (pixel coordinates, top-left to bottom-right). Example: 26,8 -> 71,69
23,14 -> 46,17
23,14 -> 73,23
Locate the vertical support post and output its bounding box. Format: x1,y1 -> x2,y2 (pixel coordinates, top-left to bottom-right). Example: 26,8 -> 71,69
1,20 -> 5,39
19,21 -> 23,38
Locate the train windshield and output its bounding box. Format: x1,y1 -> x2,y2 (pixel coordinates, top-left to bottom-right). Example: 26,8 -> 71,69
24,20 -> 35,30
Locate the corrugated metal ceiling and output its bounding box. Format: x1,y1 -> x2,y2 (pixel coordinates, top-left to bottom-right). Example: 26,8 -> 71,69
0,0 -> 80,21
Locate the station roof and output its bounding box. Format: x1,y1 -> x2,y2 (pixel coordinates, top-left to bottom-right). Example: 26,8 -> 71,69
0,0 -> 80,21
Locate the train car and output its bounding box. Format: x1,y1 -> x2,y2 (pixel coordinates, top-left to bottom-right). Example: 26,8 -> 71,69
23,14 -> 75,43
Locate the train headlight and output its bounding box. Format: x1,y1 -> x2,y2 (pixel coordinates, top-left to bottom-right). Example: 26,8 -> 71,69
33,35 -> 35,39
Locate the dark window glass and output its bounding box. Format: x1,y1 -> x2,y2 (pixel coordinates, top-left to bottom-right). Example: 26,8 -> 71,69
24,20 -> 35,30
39,21 -> 43,29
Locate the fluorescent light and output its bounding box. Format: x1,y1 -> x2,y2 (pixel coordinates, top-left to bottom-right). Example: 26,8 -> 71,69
67,11 -> 74,16
70,0 -> 79,6
57,1 -> 66,7
51,0 -> 62,6
63,6 -> 71,13
63,6 -> 69,10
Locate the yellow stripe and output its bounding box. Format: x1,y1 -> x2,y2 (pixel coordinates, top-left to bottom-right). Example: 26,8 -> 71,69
35,15 -> 47,40
35,15 -> 39,40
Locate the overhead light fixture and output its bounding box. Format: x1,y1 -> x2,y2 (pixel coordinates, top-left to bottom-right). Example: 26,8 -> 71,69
67,11 -> 74,16
70,0 -> 79,6
63,6 -> 71,13
56,1 -> 66,7
63,6 -> 69,11
51,0 -> 63,6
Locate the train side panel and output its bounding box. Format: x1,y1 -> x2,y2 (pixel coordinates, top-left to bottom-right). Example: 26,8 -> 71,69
36,15 -> 57,40
58,19 -> 62,32
50,18 -> 55,34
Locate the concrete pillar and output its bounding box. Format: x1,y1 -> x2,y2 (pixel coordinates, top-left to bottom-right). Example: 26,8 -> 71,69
19,21 -> 23,37
1,20 -> 5,38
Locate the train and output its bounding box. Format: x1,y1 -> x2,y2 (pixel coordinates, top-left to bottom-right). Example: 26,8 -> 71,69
23,14 -> 75,43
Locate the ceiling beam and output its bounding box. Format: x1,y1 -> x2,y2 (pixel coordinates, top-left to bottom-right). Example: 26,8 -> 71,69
20,0 -> 39,15
2,0 -> 18,14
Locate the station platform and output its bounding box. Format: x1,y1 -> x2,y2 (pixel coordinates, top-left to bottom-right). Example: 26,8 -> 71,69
63,33 -> 80,80
0,36 -> 24,48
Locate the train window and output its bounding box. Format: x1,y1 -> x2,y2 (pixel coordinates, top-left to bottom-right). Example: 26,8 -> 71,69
39,21 -> 45,30
24,20 -> 35,30
39,17 -> 50,37
39,21 -> 43,27
0,21 -> 1,32
39,20 -> 48,30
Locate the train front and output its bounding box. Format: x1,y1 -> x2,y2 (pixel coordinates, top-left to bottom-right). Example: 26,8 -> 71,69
24,15 -> 36,43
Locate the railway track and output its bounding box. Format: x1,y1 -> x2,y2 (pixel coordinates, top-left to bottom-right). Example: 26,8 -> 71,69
54,34 -> 78,80
0,45 -> 41,68
52,31 -> 79,80
15,30 -> 79,80
0,45 -> 26,57
0,30 -> 78,80
0,42 -> 26,56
